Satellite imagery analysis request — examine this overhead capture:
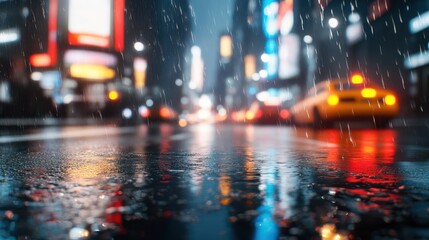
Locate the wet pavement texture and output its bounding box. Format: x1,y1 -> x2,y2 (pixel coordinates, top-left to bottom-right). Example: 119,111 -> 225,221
1,123 -> 429,239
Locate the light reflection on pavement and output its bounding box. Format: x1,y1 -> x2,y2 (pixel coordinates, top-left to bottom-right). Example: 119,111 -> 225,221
0,124 -> 429,239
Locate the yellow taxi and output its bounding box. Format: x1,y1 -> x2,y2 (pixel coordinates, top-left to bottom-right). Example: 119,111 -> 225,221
290,74 -> 399,128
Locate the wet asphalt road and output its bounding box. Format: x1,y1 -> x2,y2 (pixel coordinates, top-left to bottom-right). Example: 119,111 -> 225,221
1,123 -> 429,240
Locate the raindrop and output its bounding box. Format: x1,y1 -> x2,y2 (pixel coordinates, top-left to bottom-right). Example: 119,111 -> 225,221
391,15 -> 397,34
398,9 -> 403,23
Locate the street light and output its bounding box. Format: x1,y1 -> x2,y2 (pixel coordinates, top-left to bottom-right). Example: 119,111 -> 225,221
259,69 -> 268,79
303,35 -> 313,44
348,13 -> 361,23
328,18 -> 339,28
244,55 -> 256,79
220,35 -> 232,58
261,53 -> 269,63
134,41 -> 145,51
134,58 -> 147,89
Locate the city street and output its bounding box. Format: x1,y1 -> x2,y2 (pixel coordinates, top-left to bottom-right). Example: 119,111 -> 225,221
1,123 -> 429,239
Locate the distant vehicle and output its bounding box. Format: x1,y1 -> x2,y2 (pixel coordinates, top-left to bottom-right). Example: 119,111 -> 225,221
136,91 -> 178,123
104,85 -> 140,122
230,109 -> 247,124
245,100 -> 290,124
290,75 -> 399,128
139,104 -> 178,123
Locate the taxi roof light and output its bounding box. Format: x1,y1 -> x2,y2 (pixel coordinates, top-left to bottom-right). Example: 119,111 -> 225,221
351,74 -> 364,84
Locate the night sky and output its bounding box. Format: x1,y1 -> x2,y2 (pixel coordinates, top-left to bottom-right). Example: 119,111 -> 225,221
188,0 -> 233,92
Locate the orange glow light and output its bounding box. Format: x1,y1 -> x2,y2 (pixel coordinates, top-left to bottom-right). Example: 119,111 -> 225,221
160,107 -> 171,119
384,94 -> 396,106
361,88 -> 377,98
70,64 -> 115,80
30,54 -> 51,67
280,109 -> 290,119
244,55 -> 256,78
220,35 -> 233,58
108,90 -> 119,101
327,95 -> 339,106
178,119 -> 188,127
69,33 -> 110,48
351,74 -> 364,84
246,111 -> 255,121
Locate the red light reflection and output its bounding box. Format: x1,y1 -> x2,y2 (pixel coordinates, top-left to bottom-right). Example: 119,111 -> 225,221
311,129 -> 400,210
318,129 -> 397,183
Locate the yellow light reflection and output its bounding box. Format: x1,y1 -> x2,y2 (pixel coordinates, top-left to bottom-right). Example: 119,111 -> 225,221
70,64 -> 115,80
67,163 -> 114,185
320,224 -> 348,240
219,175 -> 232,205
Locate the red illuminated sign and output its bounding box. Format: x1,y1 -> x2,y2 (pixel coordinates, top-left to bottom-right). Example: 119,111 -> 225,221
114,0 -> 125,52
48,0 -> 58,65
317,0 -> 332,8
30,54 -> 52,67
30,0 -> 58,67
68,33 -> 110,48
368,0 -> 391,22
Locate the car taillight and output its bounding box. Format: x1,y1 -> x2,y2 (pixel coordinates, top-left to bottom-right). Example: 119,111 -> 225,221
384,94 -> 396,106
361,88 -> 377,98
327,95 -> 339,106
280,109 -> 290,119
139,106 -> 150,118
160,107 -> 171,119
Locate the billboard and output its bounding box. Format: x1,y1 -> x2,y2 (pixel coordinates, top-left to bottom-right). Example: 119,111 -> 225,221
278,0 -> 294,36
64,50 -> 117,81
278,34 -> 300,79
262,0 -> 279,80
29,0 -> 58,68
0,2 -> 22,57
262,0 -> 279,38
68,0 -> 112,48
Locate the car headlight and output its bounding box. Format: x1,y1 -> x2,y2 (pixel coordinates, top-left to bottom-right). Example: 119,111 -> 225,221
327,95 -> 339,106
